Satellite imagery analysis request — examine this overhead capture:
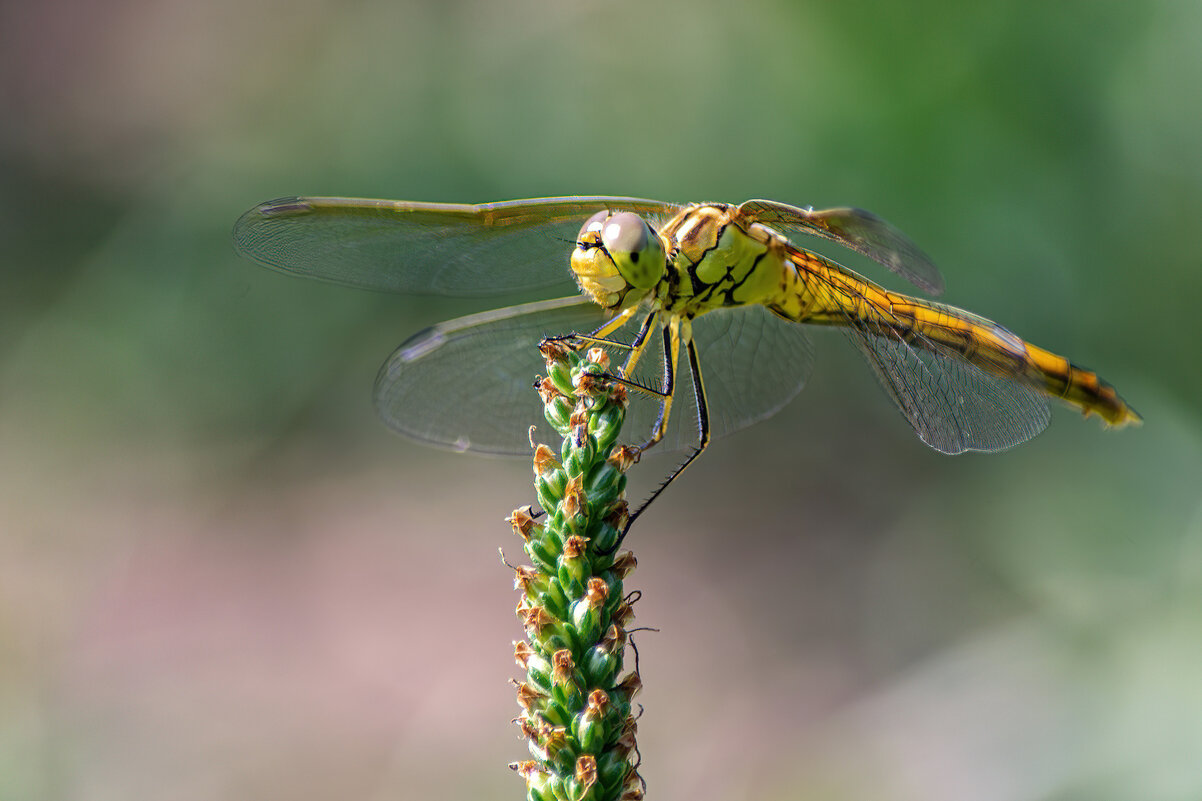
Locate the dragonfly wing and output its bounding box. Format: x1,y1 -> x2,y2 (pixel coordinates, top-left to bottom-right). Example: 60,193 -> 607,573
847,317 -> 1051,454
374,296 -> 615,454
617,305 -> 815,453
234,196 -> 679,296
737,199 -> 945,295
691,305 -> 816,442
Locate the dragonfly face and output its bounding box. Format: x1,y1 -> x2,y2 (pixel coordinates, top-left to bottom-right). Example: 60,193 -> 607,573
571,210 -> 666,311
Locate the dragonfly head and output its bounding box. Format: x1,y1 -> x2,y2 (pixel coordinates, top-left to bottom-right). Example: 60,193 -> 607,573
571,210 -> 666,310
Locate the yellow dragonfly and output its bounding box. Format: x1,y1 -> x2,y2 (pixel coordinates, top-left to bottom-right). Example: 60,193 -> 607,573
234,195 -> 1139,499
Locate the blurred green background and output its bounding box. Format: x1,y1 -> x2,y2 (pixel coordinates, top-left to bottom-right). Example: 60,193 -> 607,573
3,0 -> 1200,799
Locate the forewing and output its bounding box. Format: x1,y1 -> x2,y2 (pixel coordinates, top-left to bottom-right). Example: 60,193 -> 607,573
738,199 -> 945,295
234,195 -> 678,296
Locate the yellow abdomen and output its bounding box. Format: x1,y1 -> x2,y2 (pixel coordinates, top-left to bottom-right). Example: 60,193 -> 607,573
767,246 -> 1140,426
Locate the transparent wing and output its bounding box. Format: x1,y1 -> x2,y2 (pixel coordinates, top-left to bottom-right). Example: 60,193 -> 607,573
617,305 -> 815,454
692,305 -> 816,441
374,296 -> 612,454
737,199 -> 945,295
832,297 -> 1052,454
233,195 -> 679,296
374,297 -> 814,456
849,326 -> 1051,453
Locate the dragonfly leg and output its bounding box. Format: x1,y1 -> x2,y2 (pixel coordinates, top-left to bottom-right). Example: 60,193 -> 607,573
634,321 -> 679,451
614,309 -> 659,382
546,304 -> 640,353
618,333 -> 711,545
551,312 -> 710,549
564,308 -> 659,380
552,308 -> 674,403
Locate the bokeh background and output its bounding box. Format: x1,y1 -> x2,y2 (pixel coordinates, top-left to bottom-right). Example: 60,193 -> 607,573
3,0 -> 1200,799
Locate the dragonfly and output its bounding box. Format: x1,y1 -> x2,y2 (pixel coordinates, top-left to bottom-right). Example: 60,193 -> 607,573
234,195 -> 1139,521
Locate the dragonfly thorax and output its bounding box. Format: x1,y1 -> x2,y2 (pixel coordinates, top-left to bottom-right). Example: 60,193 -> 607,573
656,204 -> 786,317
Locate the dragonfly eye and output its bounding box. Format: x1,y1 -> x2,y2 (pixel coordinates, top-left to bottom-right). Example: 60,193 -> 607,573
599,212 -> 665,290
578,210 -> 609,243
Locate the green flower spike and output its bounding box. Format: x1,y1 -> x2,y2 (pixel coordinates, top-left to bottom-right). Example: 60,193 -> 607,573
508,341 -> 644,801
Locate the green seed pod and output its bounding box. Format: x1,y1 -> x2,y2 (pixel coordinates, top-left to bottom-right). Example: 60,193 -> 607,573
570,598 -> 602,645
545,396 -> 573,430
595,751 -> 630,792
541,578 -> 570,617
526,538 -> 558,574
590,524 -> 619,555
579,644 -> 617,687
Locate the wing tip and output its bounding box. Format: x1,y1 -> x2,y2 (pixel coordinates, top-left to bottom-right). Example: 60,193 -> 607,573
253,196 -> 313,216
232,197 -> 315,258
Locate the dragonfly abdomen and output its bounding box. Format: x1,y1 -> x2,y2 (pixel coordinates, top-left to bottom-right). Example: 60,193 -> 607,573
884,298 -> 1140,426
774,260 -> 1141,427
1019,343 -> 1141,426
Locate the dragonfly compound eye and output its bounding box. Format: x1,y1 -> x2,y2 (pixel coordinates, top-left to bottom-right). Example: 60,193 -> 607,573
600,212 -> 665,290
577,210 -> 609,241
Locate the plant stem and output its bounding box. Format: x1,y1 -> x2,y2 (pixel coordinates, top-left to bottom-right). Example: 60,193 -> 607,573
508,341 -> 643,801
